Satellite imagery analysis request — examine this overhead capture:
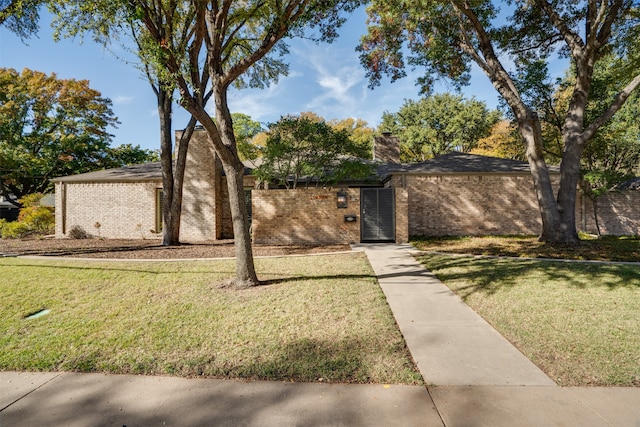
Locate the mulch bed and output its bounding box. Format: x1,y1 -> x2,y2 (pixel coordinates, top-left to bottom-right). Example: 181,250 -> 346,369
0,237 -> 352,259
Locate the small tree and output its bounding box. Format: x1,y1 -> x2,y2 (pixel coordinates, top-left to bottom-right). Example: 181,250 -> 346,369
254,115 -> 373,189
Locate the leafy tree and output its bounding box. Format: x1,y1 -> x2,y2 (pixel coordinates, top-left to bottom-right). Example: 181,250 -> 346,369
297,112 -> 376,158
0,0 -> 44,39
359,0 -> 640,243
328,117 -> 375,158
54,0 -> 362,287
379,93 -> 500,162
254,115 -> 373,189
102,143 -> 160,168
471,120 -> 525,160
0,67 -> 118,205
233,113 -> 263,161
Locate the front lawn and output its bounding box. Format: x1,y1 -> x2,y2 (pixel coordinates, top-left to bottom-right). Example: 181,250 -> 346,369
0,253 -> 422,385
415,253 -> 640,386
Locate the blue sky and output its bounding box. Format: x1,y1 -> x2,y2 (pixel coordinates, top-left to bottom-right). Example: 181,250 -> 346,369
0,7 -> 508,151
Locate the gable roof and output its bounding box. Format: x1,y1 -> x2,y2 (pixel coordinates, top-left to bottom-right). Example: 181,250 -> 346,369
377,152 -> 560,178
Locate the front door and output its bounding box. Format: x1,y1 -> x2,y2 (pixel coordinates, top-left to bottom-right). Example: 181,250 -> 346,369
360,188 -> 395,242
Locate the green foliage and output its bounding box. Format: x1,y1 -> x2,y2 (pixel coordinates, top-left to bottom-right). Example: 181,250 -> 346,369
102,143 -> 160,168
0,0 -> 43,40
0,67 -> 119,204
233,113 -> 264,161
1,220 -> 30,239
0,193 -> 54,238
254,115 -> 373,188
380,94 -> 500,161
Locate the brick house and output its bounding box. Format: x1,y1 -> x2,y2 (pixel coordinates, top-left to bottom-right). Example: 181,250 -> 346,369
53,128 -> 639,243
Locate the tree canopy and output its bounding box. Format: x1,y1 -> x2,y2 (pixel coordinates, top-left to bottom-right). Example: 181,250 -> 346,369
0,0 -> 44,39
359,0 -> 640,243
0,67 -> 120,205
254,115 -> 373,189
379,93 -> 500,162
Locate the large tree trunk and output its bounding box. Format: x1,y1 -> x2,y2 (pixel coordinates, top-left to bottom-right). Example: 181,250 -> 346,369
223,160 -> 258,287
159,88 -> 195,246
158,88 -> 179,246
556,135 -> 583,243
516,111 -> 564,242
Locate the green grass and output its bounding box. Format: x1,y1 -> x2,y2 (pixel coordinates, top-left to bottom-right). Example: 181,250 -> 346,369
411,235 -> 640,262
0,253 -> 422,385
415,253 -> 640,386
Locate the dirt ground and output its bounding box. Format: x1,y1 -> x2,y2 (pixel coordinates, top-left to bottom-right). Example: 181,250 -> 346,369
0,237 -> 352,259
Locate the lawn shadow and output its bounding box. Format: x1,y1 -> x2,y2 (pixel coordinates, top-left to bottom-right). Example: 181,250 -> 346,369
415,254 -> 640,300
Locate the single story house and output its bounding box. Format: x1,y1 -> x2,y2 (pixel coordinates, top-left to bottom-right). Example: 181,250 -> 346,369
52,129 -> 640,244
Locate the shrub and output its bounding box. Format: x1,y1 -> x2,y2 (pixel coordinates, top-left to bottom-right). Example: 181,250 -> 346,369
1,221 -> 31,239
68,225 -> 89,239
18,206 -> 54,234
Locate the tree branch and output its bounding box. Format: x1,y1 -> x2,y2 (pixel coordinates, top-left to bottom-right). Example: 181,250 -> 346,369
583,72 -> 640,141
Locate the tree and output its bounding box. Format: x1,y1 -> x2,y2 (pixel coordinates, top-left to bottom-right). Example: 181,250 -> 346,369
233,113 -> 263,161
379,93 -> 500,162
254,115 -> 373,188
471,120 -> 525,160
0,0 -> 44,39
101,143 -> 159,168
0,67 -> 118,205
359,0 -> 640,243
296,112 -> 376,158
55,0 -> 362,286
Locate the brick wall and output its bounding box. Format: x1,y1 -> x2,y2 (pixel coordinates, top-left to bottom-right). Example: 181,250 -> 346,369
578,191 -> 640,236
179,129 -> 221,241
252,188 -> 362,245
389,173 -> 550,236
55,181 -> 161,239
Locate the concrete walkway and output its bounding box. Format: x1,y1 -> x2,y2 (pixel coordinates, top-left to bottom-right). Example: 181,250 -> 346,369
2,244 -> 639,426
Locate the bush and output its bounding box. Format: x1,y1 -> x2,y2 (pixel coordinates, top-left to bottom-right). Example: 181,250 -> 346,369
18,206 -> 54,234
68,225 -> 89,239
1,221 -> 31,239
0,193 -> 55,239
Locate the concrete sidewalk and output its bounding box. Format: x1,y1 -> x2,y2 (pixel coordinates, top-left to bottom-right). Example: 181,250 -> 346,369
356,243 -> 640,427
2,244 -> 639,426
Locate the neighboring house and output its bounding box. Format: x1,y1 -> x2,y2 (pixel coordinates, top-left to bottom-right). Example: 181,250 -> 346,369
53,128 -> 640,243
0,195 -> 19,221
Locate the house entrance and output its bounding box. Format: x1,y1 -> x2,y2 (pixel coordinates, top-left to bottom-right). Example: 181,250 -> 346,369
360,188 -> 395,242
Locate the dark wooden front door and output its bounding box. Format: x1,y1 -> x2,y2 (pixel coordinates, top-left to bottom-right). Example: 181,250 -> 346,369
360,188 -> 395,242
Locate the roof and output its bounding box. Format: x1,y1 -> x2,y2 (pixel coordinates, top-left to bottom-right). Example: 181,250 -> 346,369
52,160 -> 255,183
376,152 -> 560,178
52,152 -> 557,184
614,177 -> 640,190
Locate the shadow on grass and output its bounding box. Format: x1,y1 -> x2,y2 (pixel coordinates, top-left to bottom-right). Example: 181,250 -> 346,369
415,254 -> 640,300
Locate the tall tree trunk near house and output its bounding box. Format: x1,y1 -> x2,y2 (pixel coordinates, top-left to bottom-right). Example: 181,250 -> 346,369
556,135 -> 584,243
158,88 -> 179,246
158,86 -> 196,246
223,160 -> 258,287
516,111 -> 564,242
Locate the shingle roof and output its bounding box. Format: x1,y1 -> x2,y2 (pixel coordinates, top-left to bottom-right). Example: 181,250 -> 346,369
52,162 -> 163,183
376,152 -> 560,178
52,160 -> 255,183
614,177 -> 640,190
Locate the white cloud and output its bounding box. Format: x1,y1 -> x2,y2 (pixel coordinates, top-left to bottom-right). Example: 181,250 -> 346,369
113,95 -> 135,105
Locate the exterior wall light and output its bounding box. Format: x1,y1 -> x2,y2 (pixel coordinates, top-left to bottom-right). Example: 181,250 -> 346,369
337,190 -> 347,208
